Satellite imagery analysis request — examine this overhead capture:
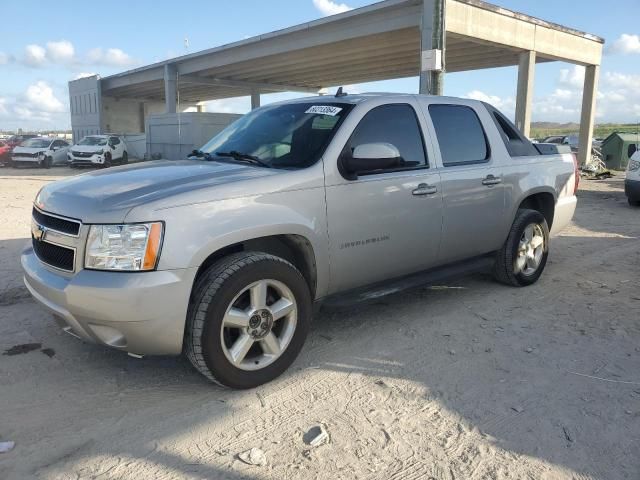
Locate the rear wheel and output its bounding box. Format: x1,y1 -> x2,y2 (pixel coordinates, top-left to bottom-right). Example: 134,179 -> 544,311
121,151 -> 128,164
185,252 -> 312,389
494,209 -> 549,287
628,198 -> 640,207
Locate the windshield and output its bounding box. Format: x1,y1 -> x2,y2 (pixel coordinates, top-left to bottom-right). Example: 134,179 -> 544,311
197,102 -> 353,169
21,138 -> 51,148
78,136 -> 108,146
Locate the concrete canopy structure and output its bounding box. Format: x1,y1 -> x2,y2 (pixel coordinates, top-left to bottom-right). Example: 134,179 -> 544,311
73,0 -> 604,164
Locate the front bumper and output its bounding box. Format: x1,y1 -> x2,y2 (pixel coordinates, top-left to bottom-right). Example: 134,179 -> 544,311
68,154 -> 104,166
625,179 -> 640,201
22,244 -> 197,355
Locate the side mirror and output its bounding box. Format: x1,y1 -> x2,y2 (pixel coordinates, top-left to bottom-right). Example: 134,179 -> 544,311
52,146 -> 59,151
341,143 -> 402,179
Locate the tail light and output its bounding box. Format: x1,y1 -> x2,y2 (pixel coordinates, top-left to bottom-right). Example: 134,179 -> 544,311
572,153 -> 580,194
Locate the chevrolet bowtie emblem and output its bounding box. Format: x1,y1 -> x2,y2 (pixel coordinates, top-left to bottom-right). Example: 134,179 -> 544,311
32,222 -> 47,241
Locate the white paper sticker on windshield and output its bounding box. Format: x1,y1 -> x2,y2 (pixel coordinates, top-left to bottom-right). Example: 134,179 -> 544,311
304,105 -> 343,116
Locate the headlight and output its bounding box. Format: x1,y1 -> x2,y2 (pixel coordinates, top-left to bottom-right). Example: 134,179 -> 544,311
85,222 -> 163,271
95,149 -> 103,155
629,160 -> 640,172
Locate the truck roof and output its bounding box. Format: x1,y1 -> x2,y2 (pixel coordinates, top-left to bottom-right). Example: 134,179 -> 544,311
274,92 -> 482,108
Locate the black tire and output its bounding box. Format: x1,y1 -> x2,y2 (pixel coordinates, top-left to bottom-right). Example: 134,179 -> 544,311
493,209 -> 549,287
103,153 -> 112,168
121,151 -> 128,164
628,198 -> 640,207
44,156 -> 52,169
185,251 -> 312,389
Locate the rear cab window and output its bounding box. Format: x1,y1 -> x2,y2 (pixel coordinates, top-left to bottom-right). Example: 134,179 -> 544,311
428,104 -> 489,166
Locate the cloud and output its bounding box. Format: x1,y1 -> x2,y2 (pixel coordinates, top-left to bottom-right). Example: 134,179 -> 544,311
86,47 -> 136,67
0,81 -> 69,128
608,34 -> 640,55
24,44 -> 47,67
73,72 -> 98,80
312,0 -> 352,16
463,66 -> 640,124
0,52 -> 13,65
558,65 -> 585,89
46,40 -> 75,63
24,81 -> 66,113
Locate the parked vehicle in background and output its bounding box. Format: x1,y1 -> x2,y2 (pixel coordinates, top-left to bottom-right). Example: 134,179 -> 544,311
68,135 -> 128,168
11,137 -> 70,168
0,141 -> 11,166
6,134 -> 38,147
22,93 -> 578,388
542,134 -> 579,152
625,150 -> 640,207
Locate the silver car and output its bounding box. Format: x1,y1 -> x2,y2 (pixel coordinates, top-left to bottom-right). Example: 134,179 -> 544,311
22,93 -> 577,388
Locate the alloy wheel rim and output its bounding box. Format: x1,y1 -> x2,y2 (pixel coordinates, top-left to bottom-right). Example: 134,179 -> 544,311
515,223 -> 545,276
220,279 -> 297,371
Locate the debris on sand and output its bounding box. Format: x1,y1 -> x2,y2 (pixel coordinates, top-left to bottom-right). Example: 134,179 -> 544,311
3,343 -> 41,356
511,406 -> 524,413
238,447 -> 267,466
304,425 -> 330,447
0,441 -> 15,453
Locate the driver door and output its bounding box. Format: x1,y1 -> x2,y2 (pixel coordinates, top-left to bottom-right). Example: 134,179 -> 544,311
324,102 -> 443,293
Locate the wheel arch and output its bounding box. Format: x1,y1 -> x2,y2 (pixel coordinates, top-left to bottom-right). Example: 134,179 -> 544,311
192,233 -> 318,300
513,188 -> 556,230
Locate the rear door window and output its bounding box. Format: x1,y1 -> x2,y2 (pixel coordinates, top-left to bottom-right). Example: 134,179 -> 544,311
429,104 -> 489,166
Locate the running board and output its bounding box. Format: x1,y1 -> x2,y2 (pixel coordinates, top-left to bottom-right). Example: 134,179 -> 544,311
319,254 -> 495,309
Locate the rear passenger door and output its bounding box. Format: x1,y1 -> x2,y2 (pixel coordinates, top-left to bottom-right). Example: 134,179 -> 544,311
423,102 -> 506,263
324,101 -> 443,293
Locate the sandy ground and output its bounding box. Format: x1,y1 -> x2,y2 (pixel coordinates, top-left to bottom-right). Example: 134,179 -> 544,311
0,165 -> 638,480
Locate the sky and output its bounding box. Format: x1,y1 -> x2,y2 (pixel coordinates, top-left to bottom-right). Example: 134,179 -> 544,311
0,0 -> 639,131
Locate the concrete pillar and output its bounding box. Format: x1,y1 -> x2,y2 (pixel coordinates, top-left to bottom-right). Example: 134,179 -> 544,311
419,0 -> 445,95
164,64 -> 177,114
251,91 -> 261,109
515,50 -> 535,137
578,65 -> 599,166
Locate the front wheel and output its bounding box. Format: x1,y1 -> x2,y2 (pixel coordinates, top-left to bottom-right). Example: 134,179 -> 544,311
494,209 -> 549,287
185,252 -> 312,388
102,153 -> 112,168
121,151 -> 128,164
628,198 -> 640,207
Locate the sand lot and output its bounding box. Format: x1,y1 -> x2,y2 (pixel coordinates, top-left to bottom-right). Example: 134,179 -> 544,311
0,166 -> 638,480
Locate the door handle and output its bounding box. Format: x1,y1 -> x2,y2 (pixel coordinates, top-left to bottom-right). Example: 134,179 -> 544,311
412,183 -> 438,196
482,175 -> 502,186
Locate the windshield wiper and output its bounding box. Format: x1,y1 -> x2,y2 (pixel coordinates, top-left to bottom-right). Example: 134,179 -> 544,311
188,149 -> 216,161
215,151 -> 271,168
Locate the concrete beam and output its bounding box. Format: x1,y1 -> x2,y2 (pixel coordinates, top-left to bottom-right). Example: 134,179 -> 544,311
179,74 -> 320,93
515,50 -> 535,137
578,65 -> 599,166
164,64 -> 177,114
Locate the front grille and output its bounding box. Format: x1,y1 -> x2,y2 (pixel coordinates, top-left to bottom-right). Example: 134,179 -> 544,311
72,151 -> 94,158
32,237 -> 75,271
32,208 -> 80,236
13,152 -> 38,158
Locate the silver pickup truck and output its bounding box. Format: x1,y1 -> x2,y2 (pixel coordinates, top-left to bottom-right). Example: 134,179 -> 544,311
22,93 -> 578,388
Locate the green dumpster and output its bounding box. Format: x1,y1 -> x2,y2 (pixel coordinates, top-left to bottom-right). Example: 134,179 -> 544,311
600,132 -> 640,170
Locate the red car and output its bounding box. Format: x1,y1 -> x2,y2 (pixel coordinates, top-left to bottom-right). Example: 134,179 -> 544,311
0,140 -> 11,166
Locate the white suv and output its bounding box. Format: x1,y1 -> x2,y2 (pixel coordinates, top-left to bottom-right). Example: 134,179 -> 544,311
68,135 -> 128,168
625,150 -> 640,207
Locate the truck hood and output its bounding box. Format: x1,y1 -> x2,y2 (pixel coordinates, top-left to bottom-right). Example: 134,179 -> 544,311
36,160 -> 282,222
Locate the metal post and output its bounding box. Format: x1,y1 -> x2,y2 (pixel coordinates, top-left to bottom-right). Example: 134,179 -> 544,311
251,91 -> 261,109
515,50 -> 536,137
164,64 -> 177,114
578,65 -> 599,166
419,0 -> 446,95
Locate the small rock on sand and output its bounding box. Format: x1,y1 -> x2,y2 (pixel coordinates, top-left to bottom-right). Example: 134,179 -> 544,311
238,447 -> 267,466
